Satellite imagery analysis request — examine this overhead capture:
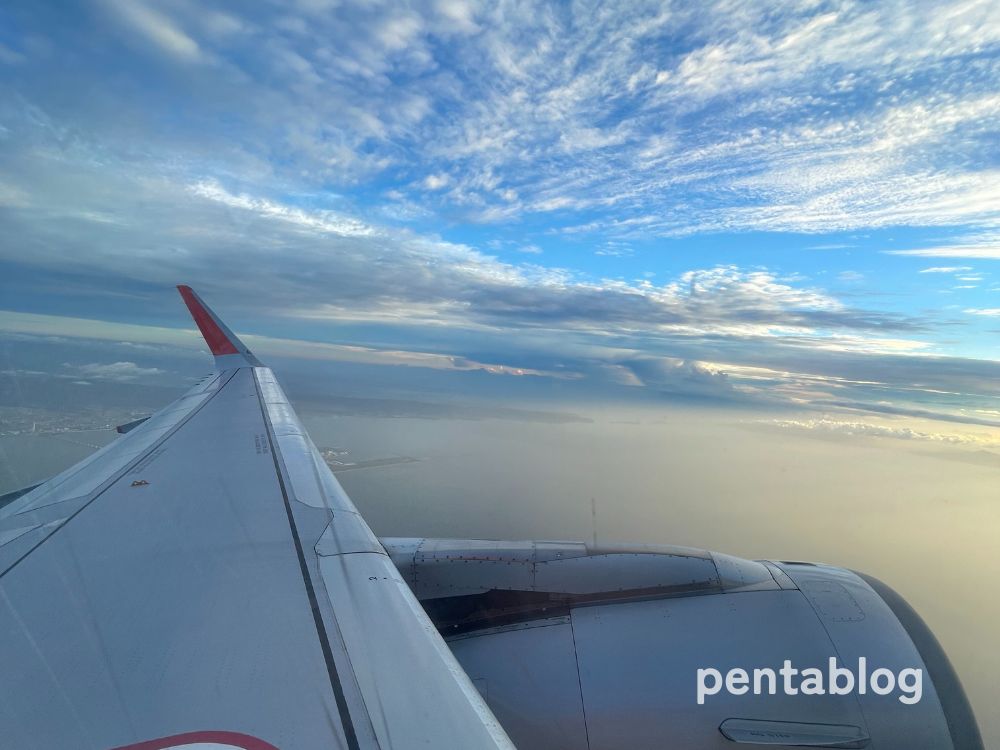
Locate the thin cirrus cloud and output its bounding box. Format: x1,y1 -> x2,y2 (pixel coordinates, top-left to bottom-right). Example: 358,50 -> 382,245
4,0 -> 996,234
888,241 -> 1000,259
100,0 -> 203,63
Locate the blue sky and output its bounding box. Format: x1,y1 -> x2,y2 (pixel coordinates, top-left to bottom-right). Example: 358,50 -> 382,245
1,0 -> 1000,423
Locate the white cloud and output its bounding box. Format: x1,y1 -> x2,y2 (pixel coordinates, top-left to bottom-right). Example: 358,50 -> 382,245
889,243 -> 1000,259
0,313 -> 573,380
70,361 -> 165,382
188,180 -> 375,237
920,266 -> 973,273
594,242 -> 633,257
766,417 -> 1000,447
103,0 -> 202,62
7,0 -> 999,238
620,357 -> 739,399
433,0 -> 480,35
0,141 -> 925,351
240,335 -> 574,378
422,173 -> 451,190
3,0 -> 999,420
404,2 -> 1000,233
965,308 -> 1000,316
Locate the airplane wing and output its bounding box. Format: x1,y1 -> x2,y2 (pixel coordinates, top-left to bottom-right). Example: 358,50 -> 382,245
0,286 -> 514,750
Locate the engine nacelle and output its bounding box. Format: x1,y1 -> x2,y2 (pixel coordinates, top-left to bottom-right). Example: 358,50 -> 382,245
382,538 -> 982,750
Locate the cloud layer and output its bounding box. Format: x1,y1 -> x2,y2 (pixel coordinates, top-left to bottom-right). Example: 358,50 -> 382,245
0,0 -> 998,422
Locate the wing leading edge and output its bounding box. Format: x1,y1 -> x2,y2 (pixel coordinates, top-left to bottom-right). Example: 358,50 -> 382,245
0,288 -> 514,750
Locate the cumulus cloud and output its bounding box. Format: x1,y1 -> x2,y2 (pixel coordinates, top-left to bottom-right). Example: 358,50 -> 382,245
765,417 -> 1000,447
422,173 -> 451,190
70,361 -> 164,382
618,357 -> 741,400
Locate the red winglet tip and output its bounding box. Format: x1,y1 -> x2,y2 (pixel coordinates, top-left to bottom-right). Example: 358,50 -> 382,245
177,285 -> 240,356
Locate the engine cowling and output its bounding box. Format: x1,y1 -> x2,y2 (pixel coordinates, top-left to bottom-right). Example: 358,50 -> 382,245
382,538 -> 983,750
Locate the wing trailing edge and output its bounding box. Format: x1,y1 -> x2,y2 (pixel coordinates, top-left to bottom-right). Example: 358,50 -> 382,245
177,285 -> 261,368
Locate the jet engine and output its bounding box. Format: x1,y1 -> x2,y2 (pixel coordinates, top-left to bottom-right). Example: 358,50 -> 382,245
382,538 -> 982,750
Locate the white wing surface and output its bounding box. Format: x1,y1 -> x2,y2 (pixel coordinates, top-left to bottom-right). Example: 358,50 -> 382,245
0,286 -> 514,750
